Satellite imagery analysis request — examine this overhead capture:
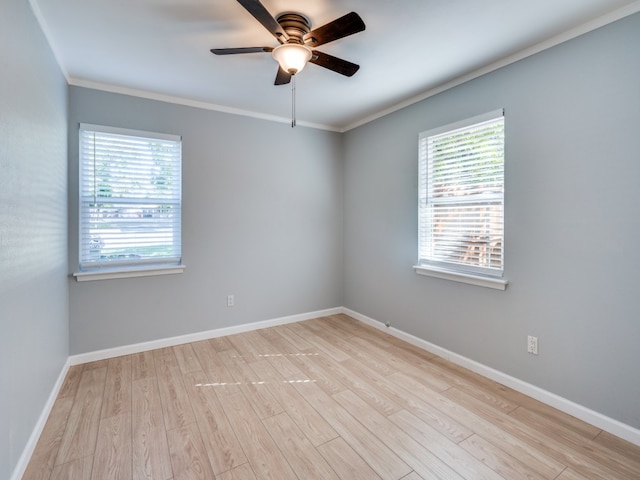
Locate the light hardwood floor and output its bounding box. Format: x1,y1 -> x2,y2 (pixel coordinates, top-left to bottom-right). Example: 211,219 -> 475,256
23,314 -> 640,479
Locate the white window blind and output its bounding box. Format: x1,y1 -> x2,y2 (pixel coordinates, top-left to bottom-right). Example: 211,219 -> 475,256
79,124 -> 182,271
418,110 -> 504,277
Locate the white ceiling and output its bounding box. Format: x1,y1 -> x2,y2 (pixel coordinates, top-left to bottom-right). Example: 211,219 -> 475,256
33,0 -> 640,131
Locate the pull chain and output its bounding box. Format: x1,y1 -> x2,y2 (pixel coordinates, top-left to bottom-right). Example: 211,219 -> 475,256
291,74 -> 296,128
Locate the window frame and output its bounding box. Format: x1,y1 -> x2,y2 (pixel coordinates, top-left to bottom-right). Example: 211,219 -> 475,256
73,123 -> 185,282
414,109 -> 507,290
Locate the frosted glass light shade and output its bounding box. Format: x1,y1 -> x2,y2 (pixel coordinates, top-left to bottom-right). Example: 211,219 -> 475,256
272,44 -> 312,74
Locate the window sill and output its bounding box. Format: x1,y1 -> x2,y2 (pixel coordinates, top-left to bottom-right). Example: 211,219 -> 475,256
73,264 -> 186,282
414,265 -> 507,290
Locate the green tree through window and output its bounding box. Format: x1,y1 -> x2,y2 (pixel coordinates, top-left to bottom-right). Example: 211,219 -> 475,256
79,124 -> 182,270
418,110 -> 505,277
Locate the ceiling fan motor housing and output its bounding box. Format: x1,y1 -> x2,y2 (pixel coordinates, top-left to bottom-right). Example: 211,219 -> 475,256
276,13 -> 311,44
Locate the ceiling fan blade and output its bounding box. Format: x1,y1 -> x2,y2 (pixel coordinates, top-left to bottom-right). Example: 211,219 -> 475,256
275,66 -> 292,85
310,50 -> 360,77
236,0 -> 289,43
304,12 -> 365,47
210,47 -> 273,55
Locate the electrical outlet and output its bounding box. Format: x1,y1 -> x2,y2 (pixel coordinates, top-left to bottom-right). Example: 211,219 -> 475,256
527,335 -> 538,355
227,295 -> 234,307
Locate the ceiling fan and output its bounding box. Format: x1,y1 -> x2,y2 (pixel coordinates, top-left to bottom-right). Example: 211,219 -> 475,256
211,0 -> 366,86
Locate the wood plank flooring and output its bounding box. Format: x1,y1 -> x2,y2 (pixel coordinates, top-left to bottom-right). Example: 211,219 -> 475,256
23,314 -> 640,479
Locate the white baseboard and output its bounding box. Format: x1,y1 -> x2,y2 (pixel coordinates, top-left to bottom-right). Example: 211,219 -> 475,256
343,307 -> 640,447
69,307 -> 342,365
11,357 -> 71,480
15,303 -> 639,480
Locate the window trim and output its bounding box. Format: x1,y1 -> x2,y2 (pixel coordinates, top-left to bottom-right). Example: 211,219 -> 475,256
75,123 -> 184,281
73,264 -> 185,282
413,264 -> 507,290
415,109 -> 508,289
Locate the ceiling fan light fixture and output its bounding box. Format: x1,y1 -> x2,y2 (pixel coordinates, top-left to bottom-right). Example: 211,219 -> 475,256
272,44 -> 312,75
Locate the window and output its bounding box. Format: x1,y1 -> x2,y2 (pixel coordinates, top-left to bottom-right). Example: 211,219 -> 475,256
75,124 -> 183,280
416,109 -> 506,289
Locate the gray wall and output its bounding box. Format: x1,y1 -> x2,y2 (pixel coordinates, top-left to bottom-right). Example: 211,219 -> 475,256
343,13 -> 640,429
68,87 -> 344,354
0,0 -> 69,477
